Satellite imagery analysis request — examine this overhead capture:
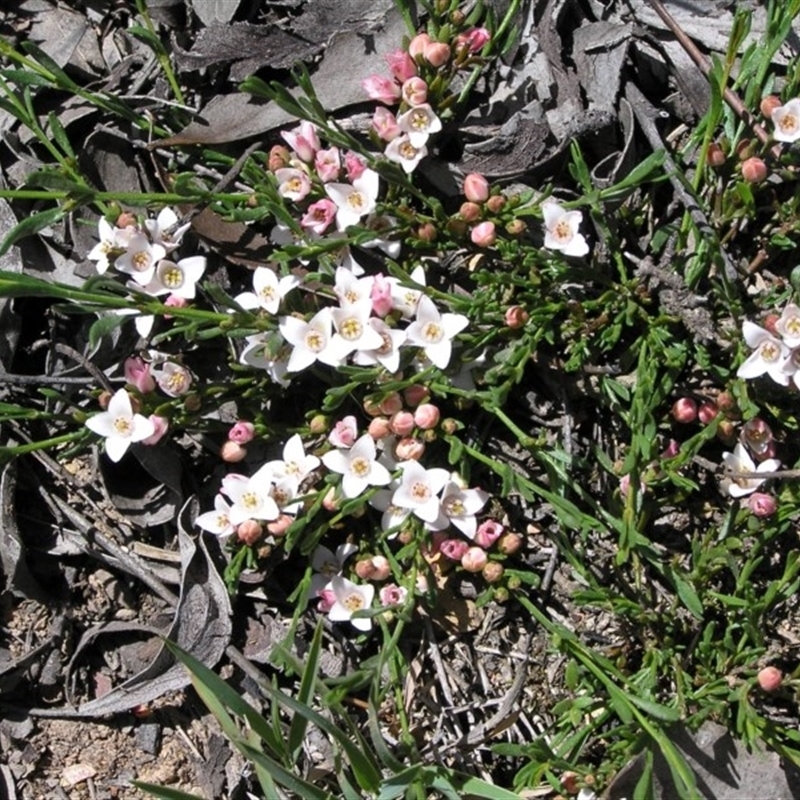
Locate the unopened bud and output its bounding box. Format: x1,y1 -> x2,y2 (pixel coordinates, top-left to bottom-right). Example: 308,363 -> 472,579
416,222 -> 437,242
461,546 -> 488,572
236,519 -> 263,545
482,561 -> 504,583
220,440 -> 247,463
394,437 -> 425,461
460,201 -> 482,222
403,384 -> 430,407
267,514 -> 293,536
741,157 -> 768,183
505,218 -> 527,236
757,665 -> 783,692
268,144 -> 291,172
485,195 -> 506,213
497,532 -> 523,555
760,95 -> 782,119
463,173 -> 489,203
697,402 -> 718,424
504,305 -> 529,329
378,392 -> 403,416
308,414 -> 329,435
671,397 -> 698,423
706,142 -> 726,168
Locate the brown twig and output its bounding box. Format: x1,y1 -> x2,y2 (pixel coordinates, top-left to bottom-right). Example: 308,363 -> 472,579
644,0 -> 782,160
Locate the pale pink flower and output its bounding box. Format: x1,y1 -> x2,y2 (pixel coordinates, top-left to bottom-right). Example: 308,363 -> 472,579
385,49 -> 417,82
457,27 -> 490,53
344,151 -> 367,181
328,577 -> 375,631
396,104 -> 441,147
300,199 -> 338,235
370,274 -> 393,317
470,221 -> 496,247
771,98 -> 800,143
362,75 -> 402,104
379,583 -> 408,607
123,356 -> 155,394
720,443 -> 780,498
440,538 -> 469,561
463,173 -> 489,203
384,135 -> 427,173
413,404 -> 439,430
373,107 -> 400,141
329,415 -> 358,448
314,147 -> 341,183
405,295 -> 468,369
408,32 -> 432,59
402,77 -> 428,106
152,361 -> 192,397
424,41 -> 450,67
748,492 -> 776,517
275,167 -> 312,202
280,121 -> 320,161
142,415 -> 169,446
474,519 -> 504,548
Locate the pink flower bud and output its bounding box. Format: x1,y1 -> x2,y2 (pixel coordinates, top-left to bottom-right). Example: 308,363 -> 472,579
486,195 -> 506,213
356,555 -> 391,581
482,561 -> 504,583
362,75 -> 402,104
463,173 -> 490,203
461,546 -> 488,572
470,221 -> 496,247
413,403 -> 440,430
671,397 -> 697,423
757,666 -> 782,692
281,121 -> 320,162
697,402 -> 718,424
440,538 -> 469,561
390,410 -> 415,437
329,415 -> 358,448
403,384 -> 430,407
371,274 -> 394,317
236,519 -> 262,545
748,492 -> 776,517
661,438 -> 680,459
116,212 -> 137,229
760,95 -> 782,119
460,201 -> 482,222
424,41 -> 451,67
368,416 -> 393,439
379,583 -> 407,606
267,514 -> 293,537
408,32 -> 432,59
163,295 -> 188,316
344,151 -> 367,181
268,144 -> 291,171
322,487 -> 339,512
394,437 -> 425,461
475,520 -> 504,548
706,142 -> 726,168
402,76 -> 428,106
372,107 -> 400,142
497,532 -> 523,555
504,305 -> 529,329
228,420 -> 255,444
141,415 -> 169,446
317,587 -> 336,612
378,392 -> 404,416
457,27 -> 490,53
309,414 -> 329,435
220,440 -> 247,463
741,157 -> 767,183
385,49 -> 417,83
123,356 -> 156,394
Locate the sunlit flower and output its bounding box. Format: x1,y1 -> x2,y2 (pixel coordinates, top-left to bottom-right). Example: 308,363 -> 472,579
327,301 -> 386,362
389,264 -> 426,319
334,267 -> 374,308
352,317 -> 407,373
142,256 -> 206,299
275,167 -> 312,202
396,104 -> 442,148
329,416 -> 358,448
115,233 -> 166,286
322,433 -> 392,499
310,542 -> 358,595
373,107 -> 400,141
401,76 -> 428,106
195,494 -> 235,538
314,146 -> 341,183
280,121 -> 320,162
720,443 -> 780,498
384,134 -> 427,173
385,49 -> 417,82
85,388 -> 156,462
280,308 -> 340,372
239,333 -> 292,387
328,576 -> 375,632
325,169 -> 380,230
88,217 -> 121,274
404,296 -> 468,369
362,75 -> 402,104
234,267 -> 299,315
542,201 -> 589,257
144,207 -> 190,252
771,98 -> 800,143
151,361 -> 192,396
300,199 -> 337,235
737,321 -> 790,385
392,460 -> 451,523
265,433 -> 320,484
379,584 -> 408,607
224,464 -> 280,525
775,302 -> 800,348
436,480 -> 490,538
369,485 -> 412,533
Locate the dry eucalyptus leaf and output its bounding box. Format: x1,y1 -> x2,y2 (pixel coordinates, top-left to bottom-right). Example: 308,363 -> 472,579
189,0 -> 242,27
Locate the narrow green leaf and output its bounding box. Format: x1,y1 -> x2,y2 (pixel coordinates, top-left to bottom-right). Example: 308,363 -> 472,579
288,620 -> 323,756
0,206 -> 65,257
236,740 -> 333,800
133,782 -> 206,800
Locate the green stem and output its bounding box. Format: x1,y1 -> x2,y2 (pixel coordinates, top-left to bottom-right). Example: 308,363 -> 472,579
0,430 -> 87,459
134,0 -> 186,105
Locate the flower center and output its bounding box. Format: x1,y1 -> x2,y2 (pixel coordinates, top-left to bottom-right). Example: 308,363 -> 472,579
760,341 -> 780,362
132,251 -> 151,271
399,142 -> 419,160
347,192 -> 366,211
350,456 -> 371,477
304,330 -> 326,352
165,370 -> 188,393
272,487 -> 290,505
340,318 -> 363,340
444,498 -> 464,515
159,265 -> 184,289
554,220 -> 573,242
113,416 -> 132,436
422,322 -> 443,343
410,481 -> 431,501
377,332 -> 393,355
241,491 -> 262,511
411,111 -> 429,130
780,113 -> 798,133
342,593 -> 365,612
259,286 -> 276,303
216,513 -> 229,529
785,316 -> 800,336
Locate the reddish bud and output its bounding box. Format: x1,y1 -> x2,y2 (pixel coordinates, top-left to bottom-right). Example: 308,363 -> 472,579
413,403 -> 440,430
741,157 -> 767,183
460,201 -> 482,222
378,392 -> 404,416
424,41 -> 451,67
504,305 -> 529,329
485,195 -> 506,213
390,410 -> 416,437
220,440 -> 247,463
671,397 -> 698,423
748,492 -> 776,517
403,384 -> 430,407
236,520 -> 263,545
416,222 -> 437,242
760,95 -> 782,119
706,142 -> 726,168
368,417 -> 393,439
757,666 -> 783,692
268,145 -> 291,172
475,520 -> 504,548
228,420 -> 255,444
470,220 -> 496,247
408,32 -> 432,59
763,313 -> 780,336
267,514 -> 293,536
461,546 -> 488,572
697,402 -> 718,424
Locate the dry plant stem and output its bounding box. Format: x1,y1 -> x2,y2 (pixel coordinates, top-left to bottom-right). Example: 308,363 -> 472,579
644,0 -> 782,160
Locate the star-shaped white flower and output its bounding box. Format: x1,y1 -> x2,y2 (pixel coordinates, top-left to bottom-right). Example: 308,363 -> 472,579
325,168 -> 380,230
239,333 -> 292,386
322,434 -> 392,499
542,201 -> 589,257
404,295 -> 468,369
265,433 -> 320,484
391,460 -> 450,523
384,134 -> 428,173
737,321 -> 790,385
88,217 -> 121,274
85,388 -> 156,462
279,308 -> 341,372
435,481 -> 490,538
195,494 -> 235,538
275,167 -> 312,202
396,104 -> 442,148
389,265 -> 426,319
327,301 -> 386,363
235,268 -> 299,315
223,464 -> 280,526
352,318 -> 407,373
328,576 -> 375,632
775,303 -> 800,349
144,207 -> 190,252
369,484 -> 412,534
771,98 -> 800,143
141,256 -> 206,299
115,233 -> 167,286
720,443 -> 780,498
310,542 -> 358,595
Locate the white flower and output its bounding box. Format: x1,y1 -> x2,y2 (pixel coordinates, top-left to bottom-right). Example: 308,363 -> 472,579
737,321 -> 790,385
144,207 -> 190,252
775,302 -> 800,348
396,104 -> 442,148
384,134 -> 428,173
275,167 -> 312,202
224,464 -> 280,525
142,256 -> 206,299
771,98 -> 800,143
114,233 -> 166,286
328,576 -> 375,632
279,308 -> 341,372
360,214 -> 402,259
195,494 -> 235,538
435,481 -> 490,537
542,201 -> 589,257
235,268 -> 299,315
88,217 -> 120,274
325,168 -> 380,230
392,460 -> 450,523
404,295 -> 468,369
389,265 -> 426,319
369,485 -> 412,534
151,361 -> 192,396
310,542 -> 358,595
327,301 -> 386,363
333,267 -> 374,307
322,434 -> 392,499
720,443 -> 780,498
265,433 -> 320,484
240,333 -> 292,386
85,388 -> 156,462
352,318 -> 407,373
